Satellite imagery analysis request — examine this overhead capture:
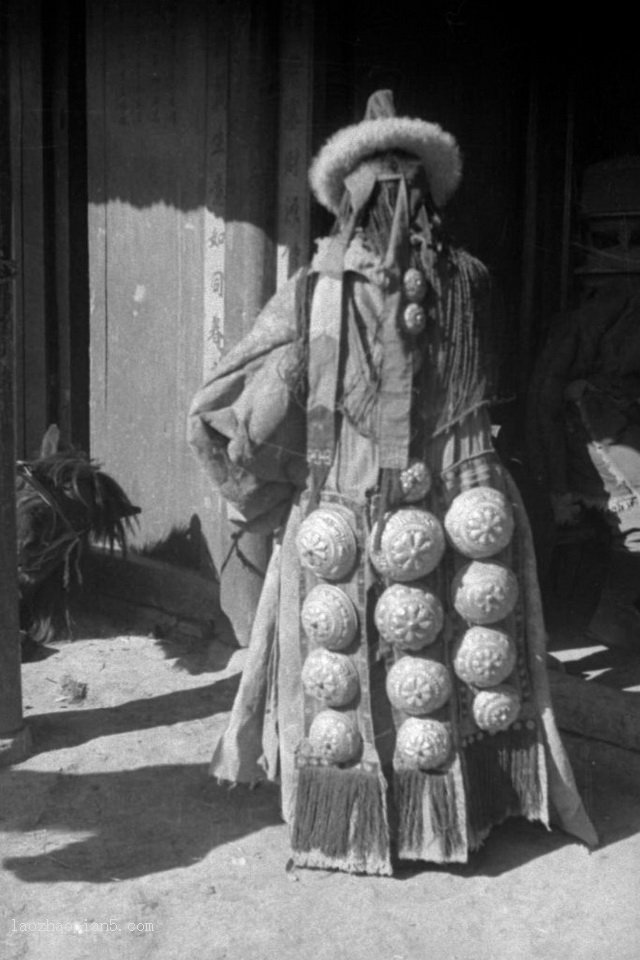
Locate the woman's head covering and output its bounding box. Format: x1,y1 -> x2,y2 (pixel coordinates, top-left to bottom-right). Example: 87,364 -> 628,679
305,94 -> 492,522
308,90 -> 462,214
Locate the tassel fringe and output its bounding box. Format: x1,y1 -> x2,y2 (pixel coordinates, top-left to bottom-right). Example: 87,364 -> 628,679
464,725 -> 545,849
394,770 -> 424,853
394,767 -> 466,862
291,765 -> 392,875
428,770 -> 464,860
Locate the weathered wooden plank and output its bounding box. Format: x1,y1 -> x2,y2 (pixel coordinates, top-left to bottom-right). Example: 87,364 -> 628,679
51,1 -> 72,442
86,0 -> 108,457
87,0 -> 212,540
10,0 -> 48,458
549,671 -> 640,754
211,0 -> 280,645
518,74 -> 539,387
65,2 -> 90,449
0,7 -> 29,755
224,1 -> 278,349
276,0 -> 314,285
84,0 -> 312,646
0,220 -> 24,743
8,9 -> 25,454
0,428 -> 27,739
202,0 -> 228,376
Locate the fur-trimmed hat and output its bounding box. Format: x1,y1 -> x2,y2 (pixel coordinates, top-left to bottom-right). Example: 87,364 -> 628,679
309,90 -> 462,214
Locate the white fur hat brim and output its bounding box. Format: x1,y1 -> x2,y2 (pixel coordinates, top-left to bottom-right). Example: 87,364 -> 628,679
309,116 -> 462,213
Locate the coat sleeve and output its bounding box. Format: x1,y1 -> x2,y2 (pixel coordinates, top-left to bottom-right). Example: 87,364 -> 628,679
187,272 -> 308,532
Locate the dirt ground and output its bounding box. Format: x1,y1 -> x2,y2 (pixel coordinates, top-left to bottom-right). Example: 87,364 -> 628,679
2,611 -> 640,960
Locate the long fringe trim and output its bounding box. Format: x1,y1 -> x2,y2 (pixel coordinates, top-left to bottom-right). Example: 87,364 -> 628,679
291,765 -> 392,876
463,726 -> 548,851
394,765 -> 467,863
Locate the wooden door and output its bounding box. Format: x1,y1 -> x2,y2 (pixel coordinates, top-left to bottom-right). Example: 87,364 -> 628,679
86,0 -> 313,643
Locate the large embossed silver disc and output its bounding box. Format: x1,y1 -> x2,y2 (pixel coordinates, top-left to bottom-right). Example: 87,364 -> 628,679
375,583 -> 443,650
444,486 -> 514,559
369,508 -> 445,581
308,709 -> 362,764
301,584 -> 358,650
301,648 -> 359,707
395,717 -> 452,770
453,625 -> 516,687
386,655 -> 452,715
472,684 -> 521,733
452,560 -> 519,624
296,506 -> 357,581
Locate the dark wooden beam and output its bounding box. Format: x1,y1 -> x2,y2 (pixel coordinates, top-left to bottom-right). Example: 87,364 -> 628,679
10,0 -> 48,458
0,4 -> 31,764
214,0 -> 280,646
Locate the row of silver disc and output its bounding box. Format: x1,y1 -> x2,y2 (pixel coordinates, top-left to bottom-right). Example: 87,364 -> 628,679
297,483 -> 523,770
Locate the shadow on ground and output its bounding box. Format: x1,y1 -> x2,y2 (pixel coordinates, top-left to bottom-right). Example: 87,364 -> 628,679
392,731 -> 640,881
561,648 -> 640,691
0,767 -> 282,884
393,817 -> 570,881
23,674 -> 241,755
2,730 -> 639,886
30,598 -> 239,677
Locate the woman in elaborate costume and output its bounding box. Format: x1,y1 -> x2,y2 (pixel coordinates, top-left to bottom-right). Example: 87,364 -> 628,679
188,91 -> 596,875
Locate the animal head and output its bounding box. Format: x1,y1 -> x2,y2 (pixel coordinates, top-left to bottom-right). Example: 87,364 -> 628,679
17,425 -> 141,591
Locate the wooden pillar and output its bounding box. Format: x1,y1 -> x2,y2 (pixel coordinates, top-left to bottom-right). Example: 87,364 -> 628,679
0,6 -> 31,764
86,0 -> 226,572
276,0 -> 313,285
215,0 -> 279,646
9,0 -> 48,459
85,0 -> 315,648
212,0 -> 314,647
48,0 -> 90,449
519,69 -> 539,393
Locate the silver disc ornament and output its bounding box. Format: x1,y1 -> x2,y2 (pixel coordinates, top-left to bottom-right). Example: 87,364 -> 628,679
399,460 -> 432,503
454,625 -> 516,687
308,709 -> 362,764
375,583 -> 444,651
444,486 -> 514,559
386,655 -> 452,715
395,717 -> 452,771
301,648 -> 359,708
402,267 -> 428,302
472,684 -> 521,733
402,303 -> 427,335
301,584 -> 358,651
452,560 -> 519,624
296,506 -> 358,581
369,508 -> 445,582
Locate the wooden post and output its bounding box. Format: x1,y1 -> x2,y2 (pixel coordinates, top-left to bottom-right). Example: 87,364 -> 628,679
9,0 -> 48,459
519,69 -> 539,393
86,0 -> 225,588
213,1 -> 315,647
214,0 -> 279,646
0,5 -> 31,765
276,0 -> 314,286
